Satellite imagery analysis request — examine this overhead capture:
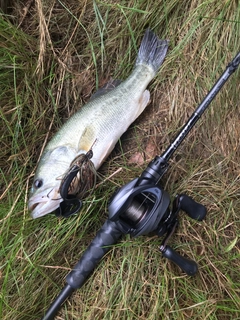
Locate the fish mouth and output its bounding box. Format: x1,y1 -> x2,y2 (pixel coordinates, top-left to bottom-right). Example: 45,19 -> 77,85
29,200 -> 62,219
29,200 -> 61,219
28,189 -> 63,219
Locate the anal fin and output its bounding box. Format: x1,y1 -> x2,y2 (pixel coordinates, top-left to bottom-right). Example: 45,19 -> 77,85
136,89 -> 150,117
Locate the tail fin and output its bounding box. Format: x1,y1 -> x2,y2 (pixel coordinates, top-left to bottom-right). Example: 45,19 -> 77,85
135,29 -> 169,74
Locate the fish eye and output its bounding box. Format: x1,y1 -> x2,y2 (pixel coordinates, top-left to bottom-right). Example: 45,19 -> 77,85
34,179 -> 43,189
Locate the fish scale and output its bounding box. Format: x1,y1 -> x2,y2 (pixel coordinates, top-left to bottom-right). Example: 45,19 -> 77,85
28,29 -> 169,219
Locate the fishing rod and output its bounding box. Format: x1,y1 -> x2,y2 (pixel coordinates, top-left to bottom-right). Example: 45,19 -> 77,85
41,51 -> 240,320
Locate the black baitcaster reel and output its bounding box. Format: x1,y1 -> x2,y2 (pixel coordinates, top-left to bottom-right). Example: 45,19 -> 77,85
41,51 -> 240,320
108,176 -> 207,276
41,188 -> 206,320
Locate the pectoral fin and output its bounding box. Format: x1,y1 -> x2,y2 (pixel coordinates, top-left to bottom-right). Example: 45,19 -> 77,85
78,126 -> 96,152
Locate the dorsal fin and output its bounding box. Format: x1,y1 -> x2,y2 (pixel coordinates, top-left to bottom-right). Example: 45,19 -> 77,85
89,78 -> 122,101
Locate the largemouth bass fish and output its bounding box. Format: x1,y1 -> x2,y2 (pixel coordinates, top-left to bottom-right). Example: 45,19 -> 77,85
28,29 -> 169,219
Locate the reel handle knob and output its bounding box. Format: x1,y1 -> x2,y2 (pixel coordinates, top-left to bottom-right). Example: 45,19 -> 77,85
179,194 -> 207,221
160,245 -> 198,276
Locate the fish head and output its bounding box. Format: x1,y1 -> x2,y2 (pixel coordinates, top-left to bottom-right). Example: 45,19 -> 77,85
28,146 -> 77,219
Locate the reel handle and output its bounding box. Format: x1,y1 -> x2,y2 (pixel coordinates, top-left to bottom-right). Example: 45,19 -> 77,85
179,194 -> 207,221
160,245 -> 198,276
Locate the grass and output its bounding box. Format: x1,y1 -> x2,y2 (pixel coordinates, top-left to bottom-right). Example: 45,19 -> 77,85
0,0 -> 240,319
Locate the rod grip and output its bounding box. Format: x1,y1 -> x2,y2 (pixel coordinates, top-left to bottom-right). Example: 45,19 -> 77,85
66,219 -> 122,289
179,194 -> 207,221
161,245 -> 198,276
41,220 -> 122,320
